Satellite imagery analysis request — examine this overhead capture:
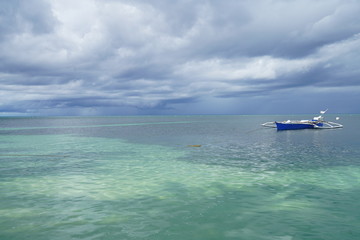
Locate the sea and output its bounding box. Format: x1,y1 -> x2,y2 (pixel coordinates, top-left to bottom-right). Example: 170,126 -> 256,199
0,115 -> 359,240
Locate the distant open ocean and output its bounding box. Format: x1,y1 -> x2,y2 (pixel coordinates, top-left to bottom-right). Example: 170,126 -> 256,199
1,115 -> 359,240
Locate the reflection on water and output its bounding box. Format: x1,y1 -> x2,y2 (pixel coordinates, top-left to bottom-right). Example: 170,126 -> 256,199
0,115 -> 360,239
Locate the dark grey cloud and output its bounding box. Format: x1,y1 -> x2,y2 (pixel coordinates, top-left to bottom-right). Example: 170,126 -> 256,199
0,0 -> 56,38
1,0 -> 360,115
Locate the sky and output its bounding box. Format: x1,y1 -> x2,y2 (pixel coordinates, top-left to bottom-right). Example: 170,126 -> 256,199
1,0 -> 360,116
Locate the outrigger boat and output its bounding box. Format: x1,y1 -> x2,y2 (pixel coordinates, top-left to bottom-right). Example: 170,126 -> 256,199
262,110 -> 343,130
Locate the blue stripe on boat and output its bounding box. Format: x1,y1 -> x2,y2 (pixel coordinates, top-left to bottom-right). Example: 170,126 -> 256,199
275,122 -> 315,130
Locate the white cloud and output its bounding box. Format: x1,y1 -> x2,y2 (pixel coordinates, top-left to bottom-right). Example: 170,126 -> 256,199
177,56 -> 318,81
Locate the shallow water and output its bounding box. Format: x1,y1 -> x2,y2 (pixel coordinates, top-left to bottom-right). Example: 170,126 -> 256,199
1,115 -> 359,239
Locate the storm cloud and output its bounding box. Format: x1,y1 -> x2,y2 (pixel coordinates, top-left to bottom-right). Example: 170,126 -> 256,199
1,0 -> 360,115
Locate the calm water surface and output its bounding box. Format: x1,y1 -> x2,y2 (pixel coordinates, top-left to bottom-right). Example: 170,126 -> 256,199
0,115 -> 359,240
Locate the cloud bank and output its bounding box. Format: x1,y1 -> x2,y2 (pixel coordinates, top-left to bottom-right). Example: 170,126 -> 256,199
1,0 -> 360,115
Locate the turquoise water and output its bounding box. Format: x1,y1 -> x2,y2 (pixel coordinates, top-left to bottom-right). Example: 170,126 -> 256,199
1,115 -> 359,240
